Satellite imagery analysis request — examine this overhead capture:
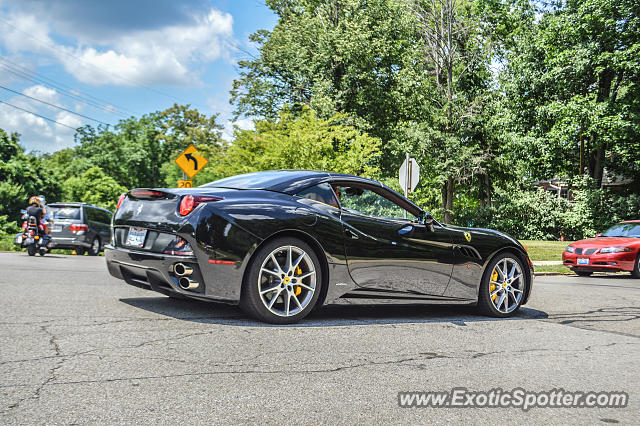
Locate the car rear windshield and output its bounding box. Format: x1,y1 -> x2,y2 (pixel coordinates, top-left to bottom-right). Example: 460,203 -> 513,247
49,206 -> 81,220
602,223 -> 640,238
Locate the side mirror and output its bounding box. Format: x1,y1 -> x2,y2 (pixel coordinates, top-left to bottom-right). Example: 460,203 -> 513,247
423,212 -> 434,225
422,212 -> 434,231
595,233 -> 602,237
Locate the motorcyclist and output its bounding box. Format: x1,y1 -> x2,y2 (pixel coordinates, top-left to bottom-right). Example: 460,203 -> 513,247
26,196 -> 44,222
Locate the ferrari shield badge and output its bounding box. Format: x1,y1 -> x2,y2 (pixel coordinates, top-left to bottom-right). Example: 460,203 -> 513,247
464,232 -> 472,242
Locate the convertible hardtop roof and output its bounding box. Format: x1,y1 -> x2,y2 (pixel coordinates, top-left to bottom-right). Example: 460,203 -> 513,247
201,170 -> 381,193
201,170 -> 424,217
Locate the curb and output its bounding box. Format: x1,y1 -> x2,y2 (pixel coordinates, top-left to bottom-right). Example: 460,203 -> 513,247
534,272 -> 571,276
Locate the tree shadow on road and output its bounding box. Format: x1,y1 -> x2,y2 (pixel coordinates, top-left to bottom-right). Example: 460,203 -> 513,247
119,296 -> 548,327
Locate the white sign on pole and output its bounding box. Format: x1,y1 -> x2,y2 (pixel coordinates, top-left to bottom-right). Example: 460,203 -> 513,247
399,155 -> 420,194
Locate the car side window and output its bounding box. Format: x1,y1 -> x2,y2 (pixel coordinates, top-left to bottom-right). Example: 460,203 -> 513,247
335,186 -> 416,220
297,183 -> 340,208
100,210 -> 112,224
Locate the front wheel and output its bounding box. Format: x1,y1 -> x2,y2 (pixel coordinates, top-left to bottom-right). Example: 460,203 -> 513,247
478,252 -> 528,317
632,254 -> 640,279
27,245 -> 37,256
240,237 -> 322,324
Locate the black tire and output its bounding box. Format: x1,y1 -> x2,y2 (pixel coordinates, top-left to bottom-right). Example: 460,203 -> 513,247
88,237 -> 100,256
39,249 -> 46,256
632,254 -> 640,279
240,237 -> 323,324
27,245 -> 37,256
478,252 -> 528,318
575,270 -> 593,277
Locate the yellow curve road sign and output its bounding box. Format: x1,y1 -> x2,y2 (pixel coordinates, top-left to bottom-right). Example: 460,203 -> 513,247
175,145 -> 208,178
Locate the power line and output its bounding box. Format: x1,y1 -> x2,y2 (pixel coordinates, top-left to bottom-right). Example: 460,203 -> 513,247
0,62 -> 130,118
0,17 -> 204,109
0,59 -> 135,117
0,84 -> 110,125
0,99 -> 78,130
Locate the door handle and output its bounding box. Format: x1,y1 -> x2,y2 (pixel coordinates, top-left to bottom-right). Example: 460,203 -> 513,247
398,225 -> 413,235
344,228 -> 359,239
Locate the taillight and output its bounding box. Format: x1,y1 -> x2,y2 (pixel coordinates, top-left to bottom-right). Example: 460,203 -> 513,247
116,193 -> 126,210
179,195 -> 222,216
69,223 -> 89,232
22,221 -> 27,230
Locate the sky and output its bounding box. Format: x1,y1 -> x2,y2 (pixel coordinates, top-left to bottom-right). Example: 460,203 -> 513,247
0,0 -> 278,153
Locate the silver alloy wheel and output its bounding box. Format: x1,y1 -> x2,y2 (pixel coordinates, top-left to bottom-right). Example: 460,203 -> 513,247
489,257 -> 524,314
92,238 -> 100,252
258,245 -> 316,317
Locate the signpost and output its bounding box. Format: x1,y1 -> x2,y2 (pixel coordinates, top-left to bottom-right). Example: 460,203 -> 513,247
175,144 -> 208,187
398,153 -> 420,218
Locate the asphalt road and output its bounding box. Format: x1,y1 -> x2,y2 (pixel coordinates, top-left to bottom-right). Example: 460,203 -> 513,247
1,252 -> 638,424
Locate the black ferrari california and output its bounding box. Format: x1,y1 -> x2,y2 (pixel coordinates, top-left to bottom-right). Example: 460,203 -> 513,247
106,170 -> 533,324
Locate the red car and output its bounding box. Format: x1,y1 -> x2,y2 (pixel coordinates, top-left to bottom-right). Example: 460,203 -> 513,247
562,220 -> 640,277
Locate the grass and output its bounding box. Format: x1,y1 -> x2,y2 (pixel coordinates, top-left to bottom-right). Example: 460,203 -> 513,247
519,239 -> 571,262
519,239 -> 573,274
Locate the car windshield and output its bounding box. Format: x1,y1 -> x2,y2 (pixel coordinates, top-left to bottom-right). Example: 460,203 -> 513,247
49,206 -> 81,220
602,223 -> 640,238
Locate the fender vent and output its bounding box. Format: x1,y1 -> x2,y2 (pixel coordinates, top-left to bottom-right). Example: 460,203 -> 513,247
457,245 -> 481,260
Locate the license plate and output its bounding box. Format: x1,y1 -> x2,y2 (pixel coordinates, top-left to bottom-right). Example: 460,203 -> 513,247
125,227 -> 147,248
25,238 -> 34,245
577,257 -> 589,265
53,225 -> 62,232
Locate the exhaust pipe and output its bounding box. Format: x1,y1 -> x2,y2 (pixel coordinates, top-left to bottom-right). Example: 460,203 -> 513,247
173,263 -> 193,277
179,277 -> 199,290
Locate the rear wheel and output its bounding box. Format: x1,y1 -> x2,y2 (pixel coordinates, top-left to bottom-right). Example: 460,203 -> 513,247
632,254 -> 640,279
27,245 -> 36,256
575,270 -> 593,277
240,237 -> 322,324
88,237 -> 100,256
39,249 -> 46,256
478,252 -> 528,317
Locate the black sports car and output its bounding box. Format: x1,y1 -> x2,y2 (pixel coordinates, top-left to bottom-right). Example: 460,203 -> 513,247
106,170 -> 533,324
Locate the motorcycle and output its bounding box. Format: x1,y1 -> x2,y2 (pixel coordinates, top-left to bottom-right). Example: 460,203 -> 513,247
14,210 -> 51,256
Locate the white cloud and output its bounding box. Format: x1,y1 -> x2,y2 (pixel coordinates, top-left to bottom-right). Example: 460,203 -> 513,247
0,8 -> 234,87
222,118 -> 255,142
0,86 -> 77,152
23,85 -> 59,104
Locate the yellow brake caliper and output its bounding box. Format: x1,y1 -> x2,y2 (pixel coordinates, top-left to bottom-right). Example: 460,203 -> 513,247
490,270 -> 498,301
294,266 -> 302,295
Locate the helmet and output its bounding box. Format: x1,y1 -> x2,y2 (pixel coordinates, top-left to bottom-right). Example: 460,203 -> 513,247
37,195 -> 46,206
28,196 -> 41,206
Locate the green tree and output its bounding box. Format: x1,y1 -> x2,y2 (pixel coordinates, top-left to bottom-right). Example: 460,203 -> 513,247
499,0 -> 640,185
62,166 -> 127,210
216,108 -> 381,179
0,129 -> 61,223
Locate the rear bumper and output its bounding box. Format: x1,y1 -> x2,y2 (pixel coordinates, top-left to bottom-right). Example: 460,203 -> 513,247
562,251 -> 636,272
105,245 -> 241,303
50,236 -> 91,249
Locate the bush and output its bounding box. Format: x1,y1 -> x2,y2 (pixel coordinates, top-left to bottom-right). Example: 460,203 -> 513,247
454,185 -> 640,241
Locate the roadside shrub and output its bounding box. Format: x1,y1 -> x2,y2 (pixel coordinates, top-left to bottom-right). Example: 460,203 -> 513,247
454,185 -> 640,241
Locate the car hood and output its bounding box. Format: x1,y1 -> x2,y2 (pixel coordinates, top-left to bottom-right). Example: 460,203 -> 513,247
572,237 -> 640,247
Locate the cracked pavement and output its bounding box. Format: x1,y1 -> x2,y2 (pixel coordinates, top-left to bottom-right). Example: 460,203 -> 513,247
0,252 -> 638,424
